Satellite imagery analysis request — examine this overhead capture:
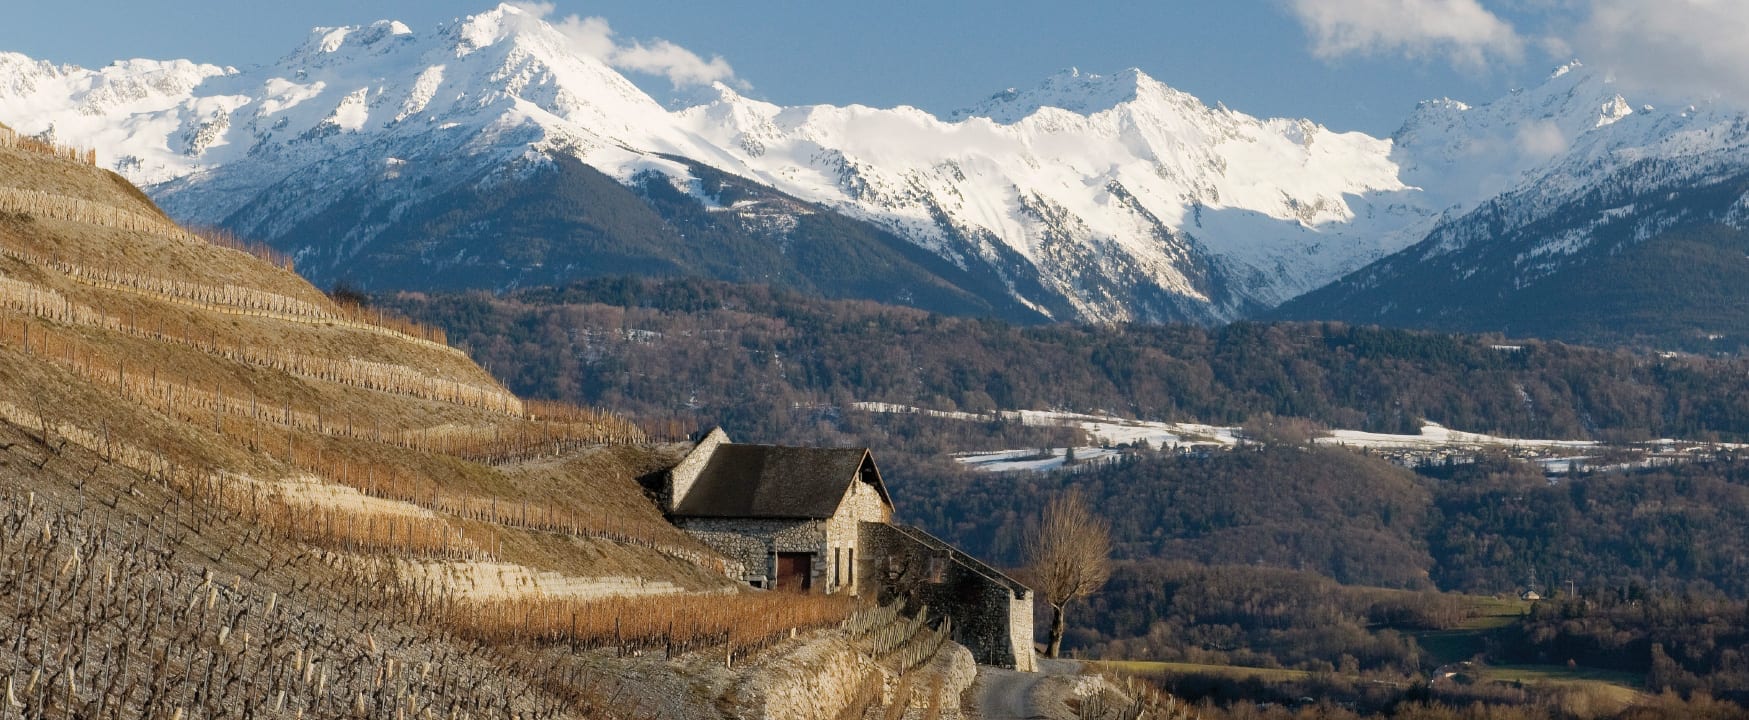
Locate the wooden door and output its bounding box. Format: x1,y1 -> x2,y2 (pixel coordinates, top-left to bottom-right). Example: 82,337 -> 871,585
775,552 -> 812,593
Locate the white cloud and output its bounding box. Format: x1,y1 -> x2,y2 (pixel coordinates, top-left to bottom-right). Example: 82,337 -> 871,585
508,2 -> 740,89
1515,119 -> 1568,158
610,38 -> 737,88
1285,0 -> 1526,68
1569,0 -> 1749,105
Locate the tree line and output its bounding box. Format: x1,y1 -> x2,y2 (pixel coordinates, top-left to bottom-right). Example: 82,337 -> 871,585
387,276 -> 1749,448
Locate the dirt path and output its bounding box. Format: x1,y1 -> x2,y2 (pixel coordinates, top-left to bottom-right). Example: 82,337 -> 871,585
973,658 -> 1082,719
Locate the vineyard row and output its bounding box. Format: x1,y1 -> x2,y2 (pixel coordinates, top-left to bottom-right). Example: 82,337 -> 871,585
0,270 -> 522,414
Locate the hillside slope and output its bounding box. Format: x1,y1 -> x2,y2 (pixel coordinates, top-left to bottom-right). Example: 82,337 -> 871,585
386,278 -> 1749,448
0,125 -> 974,719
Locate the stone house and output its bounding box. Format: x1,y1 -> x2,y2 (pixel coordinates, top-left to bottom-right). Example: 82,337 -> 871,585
663,428 -> 1036,670
665,428 -> 892,594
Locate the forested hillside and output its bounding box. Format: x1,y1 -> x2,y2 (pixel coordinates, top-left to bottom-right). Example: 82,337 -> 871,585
903,447 -> 1749,599
391,279 -> 1749,694
388,276 -> 1749,447
895,444 -> 1749,713
1277,218 -> 1749,353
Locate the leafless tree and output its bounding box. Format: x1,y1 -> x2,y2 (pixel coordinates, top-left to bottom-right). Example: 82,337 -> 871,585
1027,489 -> 1112,658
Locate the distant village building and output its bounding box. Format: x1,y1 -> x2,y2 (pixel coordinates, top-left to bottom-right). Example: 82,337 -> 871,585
663,428 -> 1037,671
1522,590 -> 1542,602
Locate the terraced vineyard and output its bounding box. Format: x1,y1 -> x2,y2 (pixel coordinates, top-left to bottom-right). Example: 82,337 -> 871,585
0,124 -> 978,719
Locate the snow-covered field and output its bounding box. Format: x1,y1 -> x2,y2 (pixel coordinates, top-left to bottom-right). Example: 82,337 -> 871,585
852,402 -> 1607,473
954,447 -> 1126,473
855,402 -> 1240,473
851,402 -> 1242,455
1315,423 -> 1596,451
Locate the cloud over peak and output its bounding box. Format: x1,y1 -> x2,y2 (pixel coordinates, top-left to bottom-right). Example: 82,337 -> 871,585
1285,0 -> 1525,68
510,2 -> 741,89
1573,0 -> 1749,105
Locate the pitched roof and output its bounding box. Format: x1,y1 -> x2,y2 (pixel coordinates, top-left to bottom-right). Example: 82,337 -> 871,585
673,444 -> 891,519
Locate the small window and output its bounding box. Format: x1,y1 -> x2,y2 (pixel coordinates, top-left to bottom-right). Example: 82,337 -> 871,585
848,548 -> 855,586
834,548 -> 843,586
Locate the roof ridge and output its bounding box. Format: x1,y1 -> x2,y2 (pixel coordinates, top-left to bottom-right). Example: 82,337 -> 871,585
672,443 -> 885,519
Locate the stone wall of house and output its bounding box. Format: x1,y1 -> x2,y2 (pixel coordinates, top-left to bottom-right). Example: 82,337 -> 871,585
678,517 -> 828,589
860,523 -> 1037,671
1004,588 -> 1037,672
666,427 -> 730,512
822,477 -> 890,595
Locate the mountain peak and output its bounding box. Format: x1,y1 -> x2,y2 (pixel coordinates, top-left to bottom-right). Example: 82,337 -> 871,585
450,3 -> 538,54
293,19 -> 415,63
951,66 -> 1176,124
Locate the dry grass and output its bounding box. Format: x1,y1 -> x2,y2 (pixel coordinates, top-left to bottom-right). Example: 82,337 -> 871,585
0,396 -> 485,562
1,240 -> 472,365
1083,666 -> 1197,720
431,591 -> 857,660
187,225 -> 295,271
0,239 -> 490,398
0,459 -> 653,719
287,449 -> 727,573
262,503 -> 477,559
0,125 -> 97,166
0,305 -> 718,579
0,248 -> 658,452
0,136 -> 787,718
0,186 -> 182,247
0,311 -> 636,456
1479,665 -> 1647,712
0,267 -> 519,411
0,327 -> 714,575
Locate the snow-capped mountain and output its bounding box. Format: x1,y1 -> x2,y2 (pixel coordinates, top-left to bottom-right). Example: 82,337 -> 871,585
0,4 -> 1428,324
1276,62 -> 1749,347
7,6 -> 1745,333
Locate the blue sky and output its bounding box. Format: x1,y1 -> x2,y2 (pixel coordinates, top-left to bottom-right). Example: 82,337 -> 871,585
4,1 -> 1746,136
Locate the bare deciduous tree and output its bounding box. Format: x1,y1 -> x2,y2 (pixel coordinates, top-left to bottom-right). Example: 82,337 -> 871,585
1026,489 -> 1112,658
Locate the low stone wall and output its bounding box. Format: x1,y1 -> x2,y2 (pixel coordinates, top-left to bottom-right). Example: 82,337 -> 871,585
896,642 -> 976,718
862,523 -> 1037,671
726,602 -> 974,720
728,632 -> 873,720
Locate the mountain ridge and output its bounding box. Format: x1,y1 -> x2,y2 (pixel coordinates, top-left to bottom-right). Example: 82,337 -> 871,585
0,3 -> 1425,324
1275,62 -> 1749,347
8,7 -> 1749,333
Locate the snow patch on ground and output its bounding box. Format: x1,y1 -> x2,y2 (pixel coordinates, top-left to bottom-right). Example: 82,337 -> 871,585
1316,423 -> 1596,451
853,402 -> 1611,473
853,402 -> 1242,473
